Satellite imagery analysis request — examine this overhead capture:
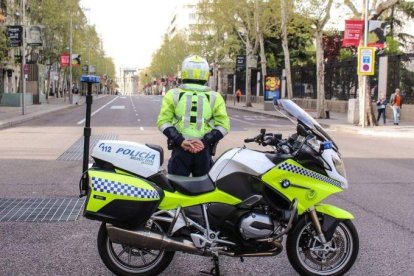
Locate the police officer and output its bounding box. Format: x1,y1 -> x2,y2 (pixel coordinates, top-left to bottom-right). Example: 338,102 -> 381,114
157,55 -> 230,176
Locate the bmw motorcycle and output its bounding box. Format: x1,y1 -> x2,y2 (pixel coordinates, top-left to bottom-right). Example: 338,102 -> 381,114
81,99 -> 359,276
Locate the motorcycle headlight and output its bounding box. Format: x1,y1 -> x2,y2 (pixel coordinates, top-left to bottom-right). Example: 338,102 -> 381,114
332,156 -> 346,178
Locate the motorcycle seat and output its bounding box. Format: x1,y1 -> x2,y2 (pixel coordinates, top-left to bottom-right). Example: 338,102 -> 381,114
166,174 -> 215,196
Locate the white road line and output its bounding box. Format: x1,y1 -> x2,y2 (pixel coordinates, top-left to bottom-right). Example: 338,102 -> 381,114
77,96 -> 119,125
140,127 -> 144,131
229,116 -> 261,126
110,105 -> 125,109
137,119 -> 141,122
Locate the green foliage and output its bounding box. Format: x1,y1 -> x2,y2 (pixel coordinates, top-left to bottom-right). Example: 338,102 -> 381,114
339,48 -> 355,61
148,33 -> 190,79
384,36 -> 401,54
28,0 -> 115,81
0,27 -> 8,63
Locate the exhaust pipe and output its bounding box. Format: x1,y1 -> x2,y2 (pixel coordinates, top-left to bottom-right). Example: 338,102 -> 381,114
106,224 -> 201,254
106,224 -> 283,257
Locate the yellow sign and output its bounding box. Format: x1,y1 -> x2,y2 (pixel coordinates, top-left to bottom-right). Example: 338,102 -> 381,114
357,47 -> 376,76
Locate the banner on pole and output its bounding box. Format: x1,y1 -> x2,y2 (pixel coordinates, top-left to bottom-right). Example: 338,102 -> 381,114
357,47 -> 376,76
7,26 -> 23,47
72,54 -> 81,66
27,25 -> 44,46
60,53 -> 70,67
368,20 -> 386,49
342,20 -> 364,47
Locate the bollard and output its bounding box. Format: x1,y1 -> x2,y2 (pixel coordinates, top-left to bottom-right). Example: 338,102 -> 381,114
80,75 -> 100,197
325,111 -> 330,119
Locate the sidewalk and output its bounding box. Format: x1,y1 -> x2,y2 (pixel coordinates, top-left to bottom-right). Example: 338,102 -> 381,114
0,95 -> 106,130
226,100 -> 414,138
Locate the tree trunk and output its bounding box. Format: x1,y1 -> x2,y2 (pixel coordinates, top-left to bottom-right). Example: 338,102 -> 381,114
315,31 -> 325,118
45,64 -> 52,101
245,38 -> 253,107
281,0 -> 293,99
56,68 -> 62,98
258,31 -> 266,94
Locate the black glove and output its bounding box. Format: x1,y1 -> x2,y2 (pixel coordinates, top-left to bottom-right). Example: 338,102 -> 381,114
202,129 -> 224,147
163,127 -> 185,147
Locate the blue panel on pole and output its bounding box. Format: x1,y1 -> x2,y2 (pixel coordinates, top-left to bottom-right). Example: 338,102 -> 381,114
81,75 -> 100,83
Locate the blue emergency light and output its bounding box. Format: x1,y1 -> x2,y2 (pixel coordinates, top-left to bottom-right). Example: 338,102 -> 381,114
81,75 -> 100,83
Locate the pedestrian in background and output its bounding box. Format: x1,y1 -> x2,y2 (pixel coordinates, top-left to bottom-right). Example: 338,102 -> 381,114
236,89 -> 241,103
376,93 -> 387,125
390,88 -> 403,125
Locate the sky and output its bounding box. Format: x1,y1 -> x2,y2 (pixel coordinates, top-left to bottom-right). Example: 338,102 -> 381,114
80,0 -> 414,75
80,0 -> 191,73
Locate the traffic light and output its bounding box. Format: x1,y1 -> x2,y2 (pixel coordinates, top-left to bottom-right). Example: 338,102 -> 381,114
72,54 -> 81,66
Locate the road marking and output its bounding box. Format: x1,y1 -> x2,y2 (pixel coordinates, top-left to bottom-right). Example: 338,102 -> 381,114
120,96 -> 127,99
77,96 -> 119,125
229,116 -> 261,126
140,127 -> 144,131
137,119 -> 141,122
110,105 -> 125,109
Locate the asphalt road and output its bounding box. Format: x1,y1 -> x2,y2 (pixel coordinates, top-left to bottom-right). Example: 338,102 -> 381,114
0,95 -> 413,275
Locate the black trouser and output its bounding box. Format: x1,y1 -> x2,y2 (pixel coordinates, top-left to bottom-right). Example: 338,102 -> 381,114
377,108 -> 386,124
168,146 -> 213,177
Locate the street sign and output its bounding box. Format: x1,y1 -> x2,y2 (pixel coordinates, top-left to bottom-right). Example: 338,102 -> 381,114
88,65 -> 96,73
82,65 -> 89,73
236,55 -> 246,70
247,56 -> 258,68
357,47 -> 376,76
7,26 -> 23,47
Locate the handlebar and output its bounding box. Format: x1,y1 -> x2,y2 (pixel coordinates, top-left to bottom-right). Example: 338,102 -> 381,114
244,138 -> 256,143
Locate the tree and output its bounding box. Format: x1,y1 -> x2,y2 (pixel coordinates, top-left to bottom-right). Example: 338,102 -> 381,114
196,0 -> 242,92
280,0 -> 294,98
297,0 -> 335,118
149,32 -> 190,79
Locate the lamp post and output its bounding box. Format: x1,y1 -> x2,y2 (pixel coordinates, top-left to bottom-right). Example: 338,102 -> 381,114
20,0 -> 26,115
361,0 -> 369,128
69,16 -> 73,104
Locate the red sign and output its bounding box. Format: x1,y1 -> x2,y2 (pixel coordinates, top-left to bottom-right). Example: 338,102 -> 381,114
342,20 -> 364,47
60,53 -> 70,67
24,64 -> 29,74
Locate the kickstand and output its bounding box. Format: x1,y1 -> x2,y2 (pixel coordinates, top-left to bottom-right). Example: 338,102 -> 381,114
200,255 -> 220,276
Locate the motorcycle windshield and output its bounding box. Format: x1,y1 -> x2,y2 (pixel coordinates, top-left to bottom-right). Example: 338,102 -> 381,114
274,99 -> 336,146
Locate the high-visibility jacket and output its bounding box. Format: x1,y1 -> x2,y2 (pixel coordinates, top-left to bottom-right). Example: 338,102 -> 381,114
157,84 -> 230,140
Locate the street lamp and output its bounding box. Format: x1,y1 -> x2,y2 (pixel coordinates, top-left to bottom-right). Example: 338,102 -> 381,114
20,0 -> 26,115
361,0 -> 369,128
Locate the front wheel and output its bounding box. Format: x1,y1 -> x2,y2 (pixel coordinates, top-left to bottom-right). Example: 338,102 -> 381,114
97,222 -> 175,276
286,216 -> 359,276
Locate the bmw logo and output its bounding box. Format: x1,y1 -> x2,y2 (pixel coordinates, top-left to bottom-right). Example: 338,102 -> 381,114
281,179 -> 290,188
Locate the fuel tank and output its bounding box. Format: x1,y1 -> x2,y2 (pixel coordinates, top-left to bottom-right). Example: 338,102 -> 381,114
209,148 -> 275,182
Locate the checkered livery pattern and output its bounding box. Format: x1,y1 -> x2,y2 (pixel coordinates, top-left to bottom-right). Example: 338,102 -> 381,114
277,163 -> 343,188
91,177 -> 160,199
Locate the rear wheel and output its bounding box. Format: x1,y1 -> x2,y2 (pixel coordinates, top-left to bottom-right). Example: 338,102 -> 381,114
97,221 -> 175,276
286,216 -> 359,276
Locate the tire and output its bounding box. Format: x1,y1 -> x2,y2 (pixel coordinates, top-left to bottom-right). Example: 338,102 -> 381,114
97,222 -> 175,276
286,216 -> 359,276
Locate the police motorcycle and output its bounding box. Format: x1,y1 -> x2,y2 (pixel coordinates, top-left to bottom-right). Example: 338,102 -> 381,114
79,85 -> 358,276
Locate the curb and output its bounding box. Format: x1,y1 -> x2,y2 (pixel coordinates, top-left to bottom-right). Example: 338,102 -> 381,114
0,95 -> 107,130
226,104 -> 414,138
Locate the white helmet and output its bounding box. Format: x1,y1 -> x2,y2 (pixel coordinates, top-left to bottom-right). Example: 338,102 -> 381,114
181,55 -> 210,82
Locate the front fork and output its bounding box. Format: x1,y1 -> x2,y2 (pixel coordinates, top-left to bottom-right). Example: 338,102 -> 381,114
308,206 -> 328,244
